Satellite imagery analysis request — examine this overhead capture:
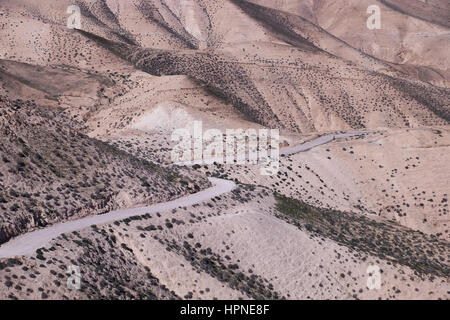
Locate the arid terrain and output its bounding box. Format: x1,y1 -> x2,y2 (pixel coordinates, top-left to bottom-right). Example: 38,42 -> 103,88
0,0 -> 448,300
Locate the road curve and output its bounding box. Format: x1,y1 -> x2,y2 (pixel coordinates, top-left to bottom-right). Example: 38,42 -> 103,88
0,178 -> 235,258
0,131 -> 369,259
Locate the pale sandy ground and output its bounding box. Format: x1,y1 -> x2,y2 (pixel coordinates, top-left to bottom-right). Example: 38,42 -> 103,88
0,186 -> 447,300
0,132 -> 362,258
0,0 -> 448,301
106,195 -> 449,300
1,129 -> 447,300
2,0 -> 448,137
200,127 -> 450,239
252,0 -> 450,87
0,121 -> 448,300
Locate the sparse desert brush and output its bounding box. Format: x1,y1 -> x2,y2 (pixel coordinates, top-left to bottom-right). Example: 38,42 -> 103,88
0,97 -> 209,245
274,193 -> 449,278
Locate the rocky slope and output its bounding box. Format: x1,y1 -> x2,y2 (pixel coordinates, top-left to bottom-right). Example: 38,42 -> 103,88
0,184 -> 447,300
0,0 -> 448,301
252,0 -> 450,87
0,96 -> 208,245
1,0 -> 448,135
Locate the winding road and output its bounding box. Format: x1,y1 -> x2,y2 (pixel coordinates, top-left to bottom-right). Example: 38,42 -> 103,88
0,178 -> 235,258
173,131 -> 367,165
0,131 -> 368,258
280,131 -> 368,156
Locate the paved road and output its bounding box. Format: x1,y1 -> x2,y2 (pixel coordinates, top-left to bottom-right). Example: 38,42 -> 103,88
0,131 -> 368,258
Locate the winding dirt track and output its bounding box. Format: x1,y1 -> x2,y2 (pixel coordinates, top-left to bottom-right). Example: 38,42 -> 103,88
0,131 -> 368,258
280,131 -> 368,156
0,178 -> 235,258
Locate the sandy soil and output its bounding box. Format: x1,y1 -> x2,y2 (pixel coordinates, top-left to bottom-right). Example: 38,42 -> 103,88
0,0 -> 448,301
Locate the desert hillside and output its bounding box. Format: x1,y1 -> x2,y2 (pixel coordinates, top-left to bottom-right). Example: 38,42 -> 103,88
0,0 -> 448,301
0,95 -> 208,245
0,183 -> 448,300
252,0 -> 450,87
0,0 -> 448,134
